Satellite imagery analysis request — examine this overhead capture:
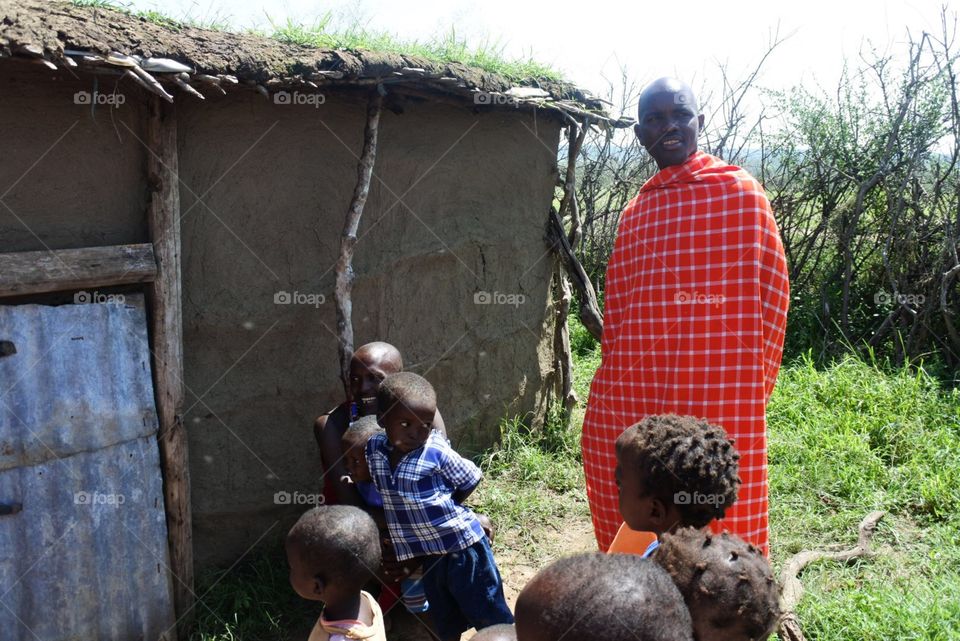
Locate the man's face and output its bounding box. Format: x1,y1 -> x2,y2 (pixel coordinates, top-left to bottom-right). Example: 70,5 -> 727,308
348,358 -> 392,414
635,88 -> 704,169
379,399 -> 435,455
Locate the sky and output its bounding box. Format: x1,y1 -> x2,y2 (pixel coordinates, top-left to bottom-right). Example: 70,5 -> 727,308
124,0 -> 953,119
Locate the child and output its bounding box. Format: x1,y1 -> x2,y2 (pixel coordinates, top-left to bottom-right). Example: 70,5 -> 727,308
315,342 -> 451,505
366,372 -> 514,641
471,624 -> 517,640
341,416 -> 431,616
285,505 -> 386,641
514,552 -> 692,641
653,528 -> 781,641
612,414 -> 740,556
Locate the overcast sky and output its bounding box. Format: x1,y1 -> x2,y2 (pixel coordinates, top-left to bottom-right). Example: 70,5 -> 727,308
125,0 -> 952,119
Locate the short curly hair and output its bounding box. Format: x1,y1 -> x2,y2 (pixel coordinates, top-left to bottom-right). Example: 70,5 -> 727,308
615,414 -> 740,527
515,552 -> 692,641
286,505 -> 380,590
654,528 -> 780,641
377,372 -> 437,415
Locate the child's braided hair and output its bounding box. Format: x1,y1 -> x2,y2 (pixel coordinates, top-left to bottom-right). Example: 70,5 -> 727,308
616,414 -> 740,527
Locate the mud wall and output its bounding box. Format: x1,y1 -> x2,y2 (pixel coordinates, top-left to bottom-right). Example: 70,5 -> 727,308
0,65 -> 563,566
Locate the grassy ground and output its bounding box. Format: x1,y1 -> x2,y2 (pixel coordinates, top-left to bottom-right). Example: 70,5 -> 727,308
191,314 -> 960,640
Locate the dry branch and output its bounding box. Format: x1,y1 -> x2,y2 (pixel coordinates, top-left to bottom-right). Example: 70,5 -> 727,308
777,511 -> 885,641
548,208 -> 603,340
335,91 -> 383,395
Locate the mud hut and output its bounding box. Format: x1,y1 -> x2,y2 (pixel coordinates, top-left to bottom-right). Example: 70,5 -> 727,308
0,1 -> 620,637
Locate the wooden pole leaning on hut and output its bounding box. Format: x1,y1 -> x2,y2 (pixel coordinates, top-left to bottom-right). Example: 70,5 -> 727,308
335,91 -> 384,395
145,95 -> 193,639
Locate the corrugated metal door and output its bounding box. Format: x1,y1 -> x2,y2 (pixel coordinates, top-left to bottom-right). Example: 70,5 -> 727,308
0,294 -> 176,641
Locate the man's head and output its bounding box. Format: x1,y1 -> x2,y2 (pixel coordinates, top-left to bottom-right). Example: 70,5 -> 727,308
635,77 -> 704,169
285,505 -> 380,605
349,342 -> 403,414
340,415 -> 383,483
515,553 -> 693,641
471,624 -> 517,641
377,372 -> 437,455
653,528 -> 780,641
615,414 -> 740,534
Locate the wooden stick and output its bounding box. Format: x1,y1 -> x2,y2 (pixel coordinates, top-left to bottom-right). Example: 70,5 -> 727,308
558,122 -> 588,251
548,208 -> 604,341
552,270 -> 577,423
335,92 -> 384,395
0,244 -> 156,297
777,511 -> 885,641
145,96 -> 192,640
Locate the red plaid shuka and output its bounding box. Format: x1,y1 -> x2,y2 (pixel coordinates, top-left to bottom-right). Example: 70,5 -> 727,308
582,151 -> 790,555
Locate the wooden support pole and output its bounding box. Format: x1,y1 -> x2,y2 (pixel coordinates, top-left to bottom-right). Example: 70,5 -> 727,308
145,95 -> 193,639
548,207 -> 604,341
0,243 -> 156,297
335,91 -> 383,395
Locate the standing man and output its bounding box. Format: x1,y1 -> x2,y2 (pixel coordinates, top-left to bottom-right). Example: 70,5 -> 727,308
582,78 -> 789,554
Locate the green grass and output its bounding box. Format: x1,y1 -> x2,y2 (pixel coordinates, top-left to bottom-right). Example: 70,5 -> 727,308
191,310 -> 960,640
68,1 -> 564,83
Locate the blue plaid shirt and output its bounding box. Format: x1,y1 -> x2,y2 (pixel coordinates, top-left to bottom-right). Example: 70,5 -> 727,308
366,430 -> 485,561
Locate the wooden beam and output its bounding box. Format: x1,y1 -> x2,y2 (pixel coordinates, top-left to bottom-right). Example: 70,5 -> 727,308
335,91 -> 383,395
145,96 -> 193,639
0,244 -> 156,298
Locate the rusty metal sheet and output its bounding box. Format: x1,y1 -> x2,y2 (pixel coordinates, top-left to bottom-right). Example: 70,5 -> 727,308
0,294 -> 176,640
0,295 -> 158,471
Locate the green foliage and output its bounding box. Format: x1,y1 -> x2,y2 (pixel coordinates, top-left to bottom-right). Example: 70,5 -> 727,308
266,16 -> 562,83
192,546 -> 315,641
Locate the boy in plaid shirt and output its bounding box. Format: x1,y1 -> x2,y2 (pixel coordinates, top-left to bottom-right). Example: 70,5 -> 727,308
366,372 -> 514,640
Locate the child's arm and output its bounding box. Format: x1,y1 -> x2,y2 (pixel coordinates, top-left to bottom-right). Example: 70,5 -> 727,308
315,407 -> 365,508
436,442 -> 482,504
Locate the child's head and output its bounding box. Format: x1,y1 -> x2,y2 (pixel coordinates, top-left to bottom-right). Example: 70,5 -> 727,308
285,505 -> 381,606
376,372 -> 437,455
515,552 -> 692,641
349,342 -> 403,414
615,414 -> 740,534
340,415 -> 383,483
471,624 -> 517,641
653,528 -> 780,641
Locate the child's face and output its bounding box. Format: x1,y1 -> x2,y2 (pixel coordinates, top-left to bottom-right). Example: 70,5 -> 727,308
341,438 -> 372,482
615,446 -> 657,532
379,398 -> 435,455
285,539 -> 323,601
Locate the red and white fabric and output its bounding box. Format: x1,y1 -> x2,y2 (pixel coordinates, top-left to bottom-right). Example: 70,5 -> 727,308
581,151 -> 790,555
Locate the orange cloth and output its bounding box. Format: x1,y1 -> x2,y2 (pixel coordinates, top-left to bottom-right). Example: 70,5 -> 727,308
607,523 -> 658,556
582,151 -> 790,555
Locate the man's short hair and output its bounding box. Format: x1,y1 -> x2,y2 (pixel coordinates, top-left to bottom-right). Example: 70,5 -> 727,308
286,505 -> 380,589
515,552 -> 692,641
377,372 -> 437,414
654,528 -> 780,641
617,414 -> 740,527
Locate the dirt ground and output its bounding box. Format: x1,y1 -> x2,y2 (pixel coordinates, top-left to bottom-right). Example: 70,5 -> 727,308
388,515 -> 598,641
